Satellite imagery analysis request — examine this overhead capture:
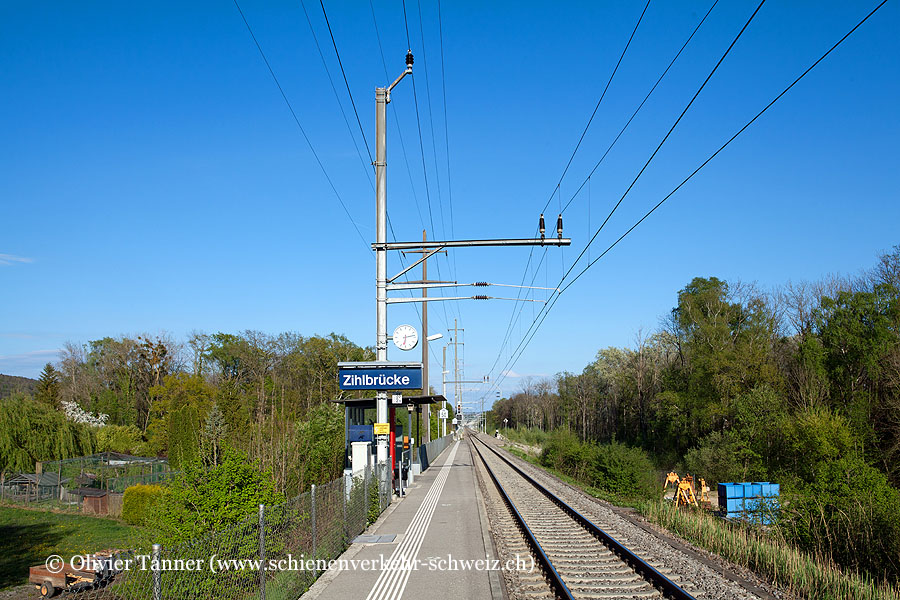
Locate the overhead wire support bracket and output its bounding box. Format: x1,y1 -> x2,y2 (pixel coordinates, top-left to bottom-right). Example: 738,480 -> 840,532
386,281 -> 559,292
373,238 -> 571,251
386,296 -> 547,304
387,246 -> 445,283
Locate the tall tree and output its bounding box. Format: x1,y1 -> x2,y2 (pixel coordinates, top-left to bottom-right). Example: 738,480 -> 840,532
34,363 -> 60,409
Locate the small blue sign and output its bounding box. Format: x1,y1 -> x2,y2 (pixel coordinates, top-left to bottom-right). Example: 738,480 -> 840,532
339,366 -> 423,390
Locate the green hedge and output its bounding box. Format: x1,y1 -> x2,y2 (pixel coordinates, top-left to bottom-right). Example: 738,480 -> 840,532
122,484 -> 164,525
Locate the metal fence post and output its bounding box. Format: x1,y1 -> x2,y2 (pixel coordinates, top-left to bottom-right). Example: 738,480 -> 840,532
259,504 -> 266,600
151,544 -> 161,600
311,484 -> 317,561
363,466 -> 369,525
342,476 -> 348,544
364,466 -> 369,505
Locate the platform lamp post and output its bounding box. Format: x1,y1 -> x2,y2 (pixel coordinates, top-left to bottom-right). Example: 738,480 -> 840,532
375,51 -> 413,468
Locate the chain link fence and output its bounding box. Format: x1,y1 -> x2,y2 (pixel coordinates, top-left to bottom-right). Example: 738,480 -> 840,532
40,436 -> 455,599
0,452 -> 171,515
70,463 -> 390,600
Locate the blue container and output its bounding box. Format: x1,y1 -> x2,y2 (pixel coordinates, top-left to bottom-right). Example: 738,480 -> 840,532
719,482 -> 744,498
744,482 -> 762,497
719,481 -> 781,524
757,496 -> 780,511
726,498 -> 744,512
747,511 -> 775,525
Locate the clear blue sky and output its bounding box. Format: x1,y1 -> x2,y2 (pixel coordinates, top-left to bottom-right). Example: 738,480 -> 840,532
2,1 -> 898,408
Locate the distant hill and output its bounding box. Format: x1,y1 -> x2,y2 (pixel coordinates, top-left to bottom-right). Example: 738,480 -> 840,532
0,373 -> 38,399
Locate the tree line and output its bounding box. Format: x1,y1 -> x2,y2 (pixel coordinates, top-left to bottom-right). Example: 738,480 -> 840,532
1,331 -> 374,496
492,246 -> 900,581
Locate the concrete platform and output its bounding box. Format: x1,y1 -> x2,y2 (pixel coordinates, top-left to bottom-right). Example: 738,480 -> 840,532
302,438 -> 502,600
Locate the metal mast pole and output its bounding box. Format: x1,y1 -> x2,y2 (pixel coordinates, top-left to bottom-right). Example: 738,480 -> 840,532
453,319 -> 459,427
421,230 -> 430,443
375,83 -> 388,465
442,345 -> 447,437
375,53 -> 413,467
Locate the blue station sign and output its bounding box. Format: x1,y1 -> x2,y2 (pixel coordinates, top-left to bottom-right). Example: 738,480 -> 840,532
338,362 -> 423,391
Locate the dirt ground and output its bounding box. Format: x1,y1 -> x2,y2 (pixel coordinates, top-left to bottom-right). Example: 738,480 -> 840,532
0,584 -> 37,600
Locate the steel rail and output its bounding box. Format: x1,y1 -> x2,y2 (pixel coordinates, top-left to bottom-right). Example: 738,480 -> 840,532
469,436 -> 574,600
472,434 -> 696,600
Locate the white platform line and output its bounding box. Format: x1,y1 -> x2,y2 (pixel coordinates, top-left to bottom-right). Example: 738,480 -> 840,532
366,441 -> 459,600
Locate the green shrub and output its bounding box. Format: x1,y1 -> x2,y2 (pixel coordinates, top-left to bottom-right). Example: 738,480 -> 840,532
540,430 -> 589,479
122,484 -> 164,525
150,446 -> 282,547
541,431 -> 657,500
684,430 -> 755,485
784,455 -> 900,581
505,426 -> 552,447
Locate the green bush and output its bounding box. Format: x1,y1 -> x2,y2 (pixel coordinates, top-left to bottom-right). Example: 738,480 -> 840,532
541,431 -> 657,500
150,446 -> 282,547
122,484 -> 164,525
684,430 -> 756,485
540,430 -> 589,479
505,426 -> 552,447
784,455 -> 900,581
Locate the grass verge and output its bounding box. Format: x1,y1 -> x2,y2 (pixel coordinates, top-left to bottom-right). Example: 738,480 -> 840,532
0,504 -> 137,589
639,501 -> 900,600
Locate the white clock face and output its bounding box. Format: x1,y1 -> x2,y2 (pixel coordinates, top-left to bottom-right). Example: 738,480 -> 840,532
392,324 -> 418,351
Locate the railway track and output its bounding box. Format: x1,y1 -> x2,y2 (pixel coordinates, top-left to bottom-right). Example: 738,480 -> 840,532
470,433 -> 694,600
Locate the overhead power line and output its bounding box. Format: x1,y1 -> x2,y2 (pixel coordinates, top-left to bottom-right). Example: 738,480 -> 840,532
494,1 -> 654,380
299,0 -> 374,190
369,0 -> 428,232
494,0 -> 717,371
563,0 -> 893,293
491,0 -> 768,394
318,0 -> 373,163
560,0 -> 767,289
560,0 -> 720,214
402,0 -> 457,327
231,0 -> 369,252
487,0 -> 890,399
368,0 -> 450,332
540,0 -> 652,216
437,0 -> 457,251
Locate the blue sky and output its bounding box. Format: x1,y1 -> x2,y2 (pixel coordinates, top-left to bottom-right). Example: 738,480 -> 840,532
2,1 -> 898,407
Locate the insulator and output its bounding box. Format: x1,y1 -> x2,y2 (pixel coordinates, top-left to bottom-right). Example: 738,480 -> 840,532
474,281 -> 488,286
557,213 -> 563,238
474,295 -> 488,300
539,213 -> 545,237
406,51 -> 414,66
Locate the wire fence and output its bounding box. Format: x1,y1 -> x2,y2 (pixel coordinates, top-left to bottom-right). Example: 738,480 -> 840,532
26,435 -> 454,599
70,462 -> 392,600
1,452 -> 171,515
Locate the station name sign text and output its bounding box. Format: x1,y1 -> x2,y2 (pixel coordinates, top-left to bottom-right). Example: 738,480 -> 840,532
338,366 -> 423,390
